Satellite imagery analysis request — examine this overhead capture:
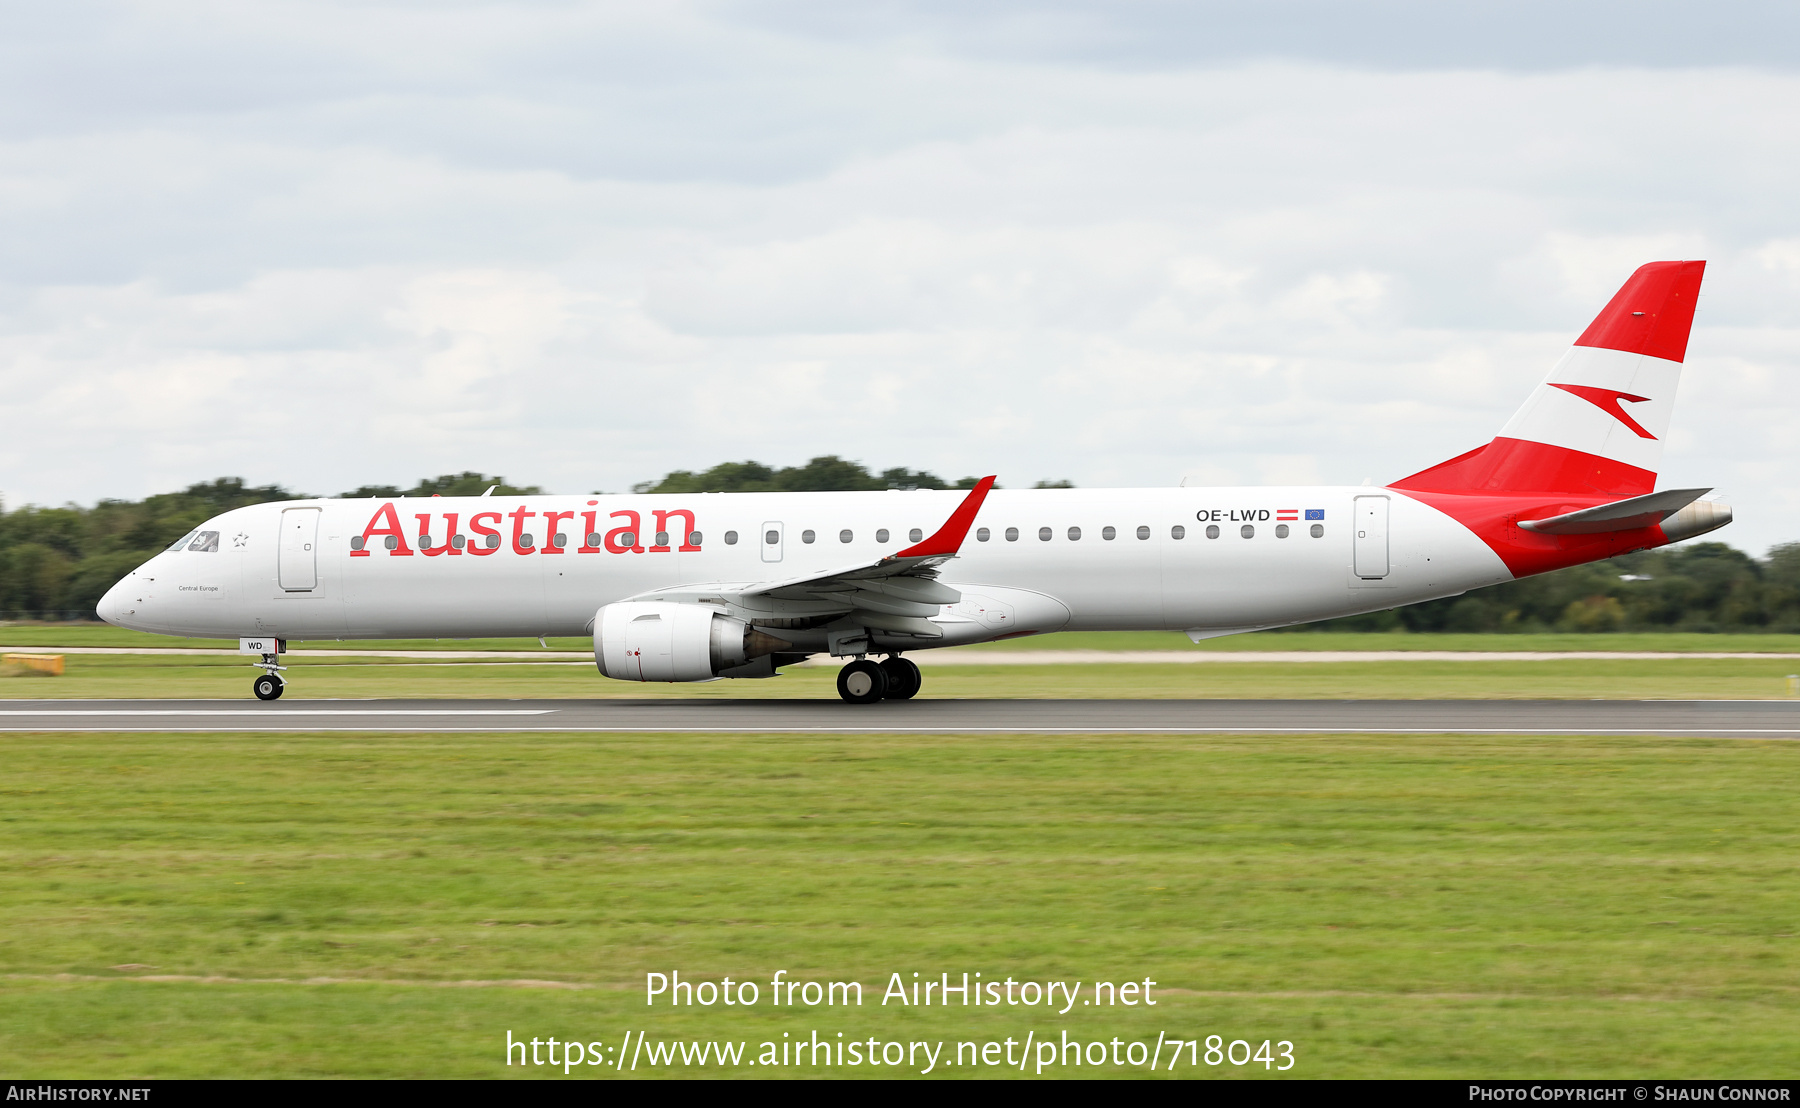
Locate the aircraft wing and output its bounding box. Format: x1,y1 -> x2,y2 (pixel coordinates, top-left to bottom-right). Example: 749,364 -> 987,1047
738,477 -> 995,635
744,477 -> 994,596
624,477 -> 995,639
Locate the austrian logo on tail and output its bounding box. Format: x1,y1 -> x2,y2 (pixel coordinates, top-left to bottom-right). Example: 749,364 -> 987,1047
1549,383 -> 1657,439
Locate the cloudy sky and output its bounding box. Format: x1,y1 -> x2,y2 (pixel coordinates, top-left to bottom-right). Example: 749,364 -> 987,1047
4,1 -> 1800,553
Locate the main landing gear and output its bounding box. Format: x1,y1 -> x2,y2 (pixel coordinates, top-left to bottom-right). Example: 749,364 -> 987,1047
835,655 -> 922,704
253,653 -> 286,701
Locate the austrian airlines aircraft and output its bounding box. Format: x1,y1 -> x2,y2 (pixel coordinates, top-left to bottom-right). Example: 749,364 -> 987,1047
99,261 -> 1729,702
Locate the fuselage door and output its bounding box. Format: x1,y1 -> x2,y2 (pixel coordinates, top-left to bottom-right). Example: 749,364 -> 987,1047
1353,496 -> 1390,579
760,521 -> 784,563
279,508 -> 321,591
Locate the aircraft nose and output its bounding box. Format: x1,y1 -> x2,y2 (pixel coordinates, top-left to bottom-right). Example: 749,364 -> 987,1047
96,578 -> 125,625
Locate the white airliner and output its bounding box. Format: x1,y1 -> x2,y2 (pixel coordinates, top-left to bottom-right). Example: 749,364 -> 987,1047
100,261 -> 1729,702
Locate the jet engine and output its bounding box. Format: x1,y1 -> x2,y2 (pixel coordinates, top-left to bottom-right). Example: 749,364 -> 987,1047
593,601 -> 790,682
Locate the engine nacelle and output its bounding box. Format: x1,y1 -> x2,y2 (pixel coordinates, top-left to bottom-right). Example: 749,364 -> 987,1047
594,601 -> 786,682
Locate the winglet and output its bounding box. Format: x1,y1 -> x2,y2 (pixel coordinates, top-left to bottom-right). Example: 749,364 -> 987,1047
895,476 -> 996,558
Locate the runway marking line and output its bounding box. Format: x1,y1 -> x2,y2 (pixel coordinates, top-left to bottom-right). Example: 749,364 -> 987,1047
0,709 -> 558,717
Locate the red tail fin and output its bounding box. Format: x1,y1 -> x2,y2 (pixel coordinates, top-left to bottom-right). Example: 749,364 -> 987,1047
1392,260 -> 1704,497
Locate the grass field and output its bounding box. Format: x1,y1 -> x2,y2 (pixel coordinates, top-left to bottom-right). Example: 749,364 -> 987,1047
5,628 -> 1797,1079
8,622 -> 1800,654
3,651 -> 1800,701
1,728 -> 1796,1078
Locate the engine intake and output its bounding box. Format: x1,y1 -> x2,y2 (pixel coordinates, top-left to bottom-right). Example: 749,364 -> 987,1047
594,601 -> 789,682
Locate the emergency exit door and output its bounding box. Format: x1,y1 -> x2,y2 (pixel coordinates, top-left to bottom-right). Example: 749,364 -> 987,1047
279,508 -> 320,591
1353,496 -> 1389,579
760,521 -> 784,563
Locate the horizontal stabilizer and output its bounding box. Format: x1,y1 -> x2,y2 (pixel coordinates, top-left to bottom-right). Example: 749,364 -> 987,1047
1517,487 -> 1711,535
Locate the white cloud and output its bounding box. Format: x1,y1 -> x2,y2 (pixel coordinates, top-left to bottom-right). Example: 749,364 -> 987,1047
2,9 -> 1800,555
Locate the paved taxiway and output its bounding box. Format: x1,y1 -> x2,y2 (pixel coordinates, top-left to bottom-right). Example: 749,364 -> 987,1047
4,698 -> 1799,735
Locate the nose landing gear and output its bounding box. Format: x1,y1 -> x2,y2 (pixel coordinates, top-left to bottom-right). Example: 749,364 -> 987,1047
252,652 -> 287,701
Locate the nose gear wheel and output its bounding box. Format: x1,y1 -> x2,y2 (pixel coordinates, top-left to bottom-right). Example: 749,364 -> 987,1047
252,649 -> 287,700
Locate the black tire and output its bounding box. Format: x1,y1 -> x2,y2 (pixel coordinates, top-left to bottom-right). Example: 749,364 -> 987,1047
836,659 -> 889,704
879,656 -> 921,700
253,674 -> 283,701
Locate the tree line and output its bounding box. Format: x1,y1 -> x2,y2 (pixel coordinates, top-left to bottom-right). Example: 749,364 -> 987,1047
3,461 -> 1794,632
1302,540 -> 1800,635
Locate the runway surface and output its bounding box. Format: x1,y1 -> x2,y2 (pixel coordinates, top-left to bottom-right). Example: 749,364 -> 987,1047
4,698 -> 1800,735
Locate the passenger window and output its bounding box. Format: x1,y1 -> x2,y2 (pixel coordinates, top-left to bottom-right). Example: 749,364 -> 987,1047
688,532 -> 703,546
1005,527 -> 1019,542
876,528 -> 889,543
976,527 -> 990,542
725,531 -> 739,545
1102,526 -> 1115,540
764,530 -> 779,545
453,535 -> 467,549
1136,525 -> 1150,540
619,532 -> 636,547
839,529 -> 853,543
553,533 -> 568,548
585,532 -> 601,547
167,531 -> 198,552
653,531 -> 670,547
1205,525 -> 1220,539
1240,524 -> 1254,539
1171,525 -> 1186,540
909,528 -> 923,542
1310,523 -> 1325,539
1275,524 -> 1289,539
802,530 -> 816,544
350,535 -> 366,551
519,533 -> 536,549
418,534 -> 433,549
486,534 -> 501,549
384,535 -> 399,550
188,531 -> 220,552
1067,526 -> 1081,541
1038,526 -> 1051,541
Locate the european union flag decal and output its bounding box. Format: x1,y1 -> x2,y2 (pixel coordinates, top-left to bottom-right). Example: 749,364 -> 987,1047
1305,509 -> 1324,520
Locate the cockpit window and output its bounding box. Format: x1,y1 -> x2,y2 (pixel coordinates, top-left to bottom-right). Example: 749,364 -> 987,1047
188,531 -> 220,552
166,531 -> 198,552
